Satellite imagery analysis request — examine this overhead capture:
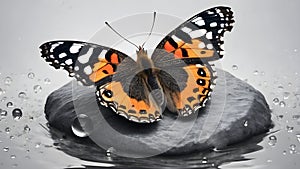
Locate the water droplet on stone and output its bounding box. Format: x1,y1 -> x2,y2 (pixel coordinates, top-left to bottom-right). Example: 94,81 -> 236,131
202,157 -> 208,164
268,135 -> 277,146
286,125 -> 294,132
12,108 -> 22,120
279,101 -> 286,107
3,147 -> 9,152
289,144 -> 297,154
71,114 -> 94,137
27,72 -> 35,79
24,125 -> 30,132
5,127 -> 10,134
253,70 -> 259,75
33,85 -> 42,93
7,102 -> 13,108
273,98 -> 279,105
232,65 -> 238,70
243,120 -> 248,127
10,155 -> 16,159
106,147 -> 115,157
18,92 -> 27,99
283,92 -> 290,100
4,77 -> 12,85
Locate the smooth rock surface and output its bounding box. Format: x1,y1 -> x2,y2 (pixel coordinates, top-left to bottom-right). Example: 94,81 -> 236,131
45,69 -> 272,156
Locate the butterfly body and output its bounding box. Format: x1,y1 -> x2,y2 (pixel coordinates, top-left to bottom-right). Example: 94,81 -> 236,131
40,6 -> 234,123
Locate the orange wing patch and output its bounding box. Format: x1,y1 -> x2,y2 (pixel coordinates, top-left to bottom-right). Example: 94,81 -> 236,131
96,81 -> 162,123
89,58 -> 115,82
167,64 -> 213,116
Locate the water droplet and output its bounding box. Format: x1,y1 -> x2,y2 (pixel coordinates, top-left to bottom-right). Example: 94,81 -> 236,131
260,71 -> 265,76
0,88 -> 4,95
35,143 -> 41,148
6,102 -> 13,108
10,155 -> 16,159
24,125 -> 30,132
283,92 -> 290,100
71,114 -> 94,137
289,144 -> 297,154
12,108 -> 22,120
288,82 -> 292,86
243,120 -> 248,127
44,78 -> 51,84
5,127 -> 10,134
278,85 -> 284,90
18,92 -> 27,99
279,101 -> 286,107
1,96 -> 7,102
273,98 -> 279,105
3,147 -> 9,152
296,134 -> 300,143
253,70 -> 259,75
27,72 -> 35,79
283,150 -> 287,155
292,115 -> 300,120
4,77 -> 12,85
0,109 -> 7,117
202,157 -> 208,164
10,136 -> 14,140
286,125 -> 294,132
232,65 -> 238,70
33,85 -> 42,93
268,135 -> 277,146
106,147 -> 115,157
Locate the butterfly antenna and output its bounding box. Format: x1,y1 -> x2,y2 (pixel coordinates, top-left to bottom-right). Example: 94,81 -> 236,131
105,21 -> 139,49
142,11 -> 157,48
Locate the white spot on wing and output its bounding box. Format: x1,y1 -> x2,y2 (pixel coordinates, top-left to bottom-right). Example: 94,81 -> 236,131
65,59 -> 73,65
189,29 -> 205,38
206,31 -> 212,39
195,20 -> 205,26
181,27 -> 192,33
99,49 -> 107,59
210,22 -> 217,27
207,44 -> 213,49
171,35 -> 181,42
70,45 -> 81,54
84,65 -> 92,75
198,42 -> 205,48
59,53 -> 67,58
78,48 -> 93,64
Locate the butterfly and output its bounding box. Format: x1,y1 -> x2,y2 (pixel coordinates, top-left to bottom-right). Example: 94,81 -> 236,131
40,6 -> 234,123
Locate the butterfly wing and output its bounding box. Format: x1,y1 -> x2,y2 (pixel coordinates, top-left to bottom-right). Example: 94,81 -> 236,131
152,6 -> 234,63
40,40 -> 162,123
151,6 -> 234,115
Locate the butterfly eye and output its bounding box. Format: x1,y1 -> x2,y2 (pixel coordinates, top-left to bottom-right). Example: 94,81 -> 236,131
103,89 -> 113,98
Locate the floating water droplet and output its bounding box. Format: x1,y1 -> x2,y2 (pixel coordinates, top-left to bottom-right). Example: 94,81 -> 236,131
289,144 -> 297,154
35,143 -> 41,148
283,92 -> 290,100
44,78 -> 51,84
286,125 -> 294,132
288,82 -> 292,86
24,125 -> 30,132
33,85 -> 42,93
5,127 -> 10,134
27,72 -> 35,79
272,98 -> 279,105
279,101 -> 286,107
10,136 -> 14,140
277,115 -> 284,119
0,109 -> 7,117
18,92 -> 27,99
71,114 -> 94,137
4,77 -> 12,85
232,65 -> 238,70
1,96 -> 7,102
12,108 -> 22,120
243,120 -> 248,127
0,88 -> 4,95
10,155 -> 16,159
268,135 -> 277,146
253,70 -> 259,75
3,147 -> 9,152
283,150 -> 287,155
7,102 -> 13,108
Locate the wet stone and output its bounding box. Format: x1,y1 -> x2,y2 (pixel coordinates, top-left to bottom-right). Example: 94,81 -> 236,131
44,69 -> 272,155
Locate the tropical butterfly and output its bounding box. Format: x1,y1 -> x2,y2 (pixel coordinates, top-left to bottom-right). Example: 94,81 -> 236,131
40,6 -> 234,123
